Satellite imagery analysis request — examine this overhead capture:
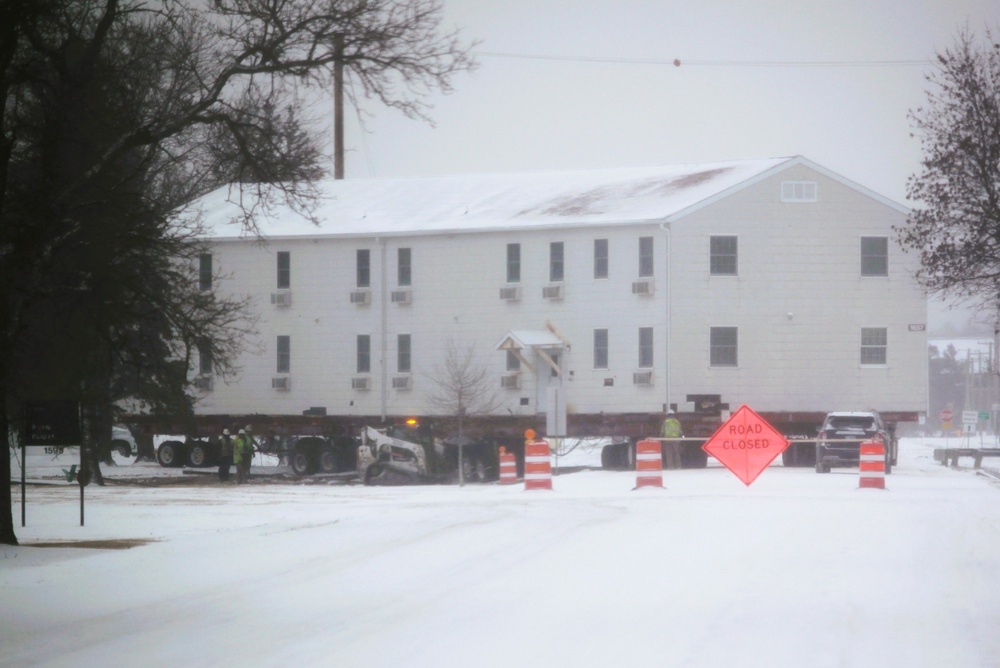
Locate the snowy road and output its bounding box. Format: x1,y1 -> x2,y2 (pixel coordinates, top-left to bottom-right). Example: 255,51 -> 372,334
4,437 -> 1000,667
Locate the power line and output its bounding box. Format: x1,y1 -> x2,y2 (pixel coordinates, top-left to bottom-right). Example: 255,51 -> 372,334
476,50 -> 932,68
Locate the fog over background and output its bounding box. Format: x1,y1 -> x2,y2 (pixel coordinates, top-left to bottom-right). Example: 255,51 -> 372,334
315,0 -> 1000,334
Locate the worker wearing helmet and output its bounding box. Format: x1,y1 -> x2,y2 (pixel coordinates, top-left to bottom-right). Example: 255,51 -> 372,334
662,410 -> 683,439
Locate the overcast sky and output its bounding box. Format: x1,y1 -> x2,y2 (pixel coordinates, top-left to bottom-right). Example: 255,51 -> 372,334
329,0 -> 997,201
328,0 -> 1000,330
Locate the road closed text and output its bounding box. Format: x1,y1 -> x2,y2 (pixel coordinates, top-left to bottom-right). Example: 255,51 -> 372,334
721,423 -> 772,450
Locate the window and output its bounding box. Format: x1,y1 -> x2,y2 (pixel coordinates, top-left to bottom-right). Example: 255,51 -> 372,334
276,335 -> 290,373
397,334 -> 411,373
506,243 -> 521,283
710,327 -> 738,367
638,327 -> 653,368
356,249 -> 370,288
594,329 -> 609,369
398,248 -> 412,287
550,242 -> 564,282
781,181 -> 818,202
861,327 -> 887,365
506,349 -> 521,372
198,254 -> 212,291
277,251 -> 290,289
549,352 -> 560,378
197,339 -> 212,375
710,236 -> 738,276
861,237 -> 888,277
357,335 -> 371,373
639,237 -> 654,278
594,239 -> 609,279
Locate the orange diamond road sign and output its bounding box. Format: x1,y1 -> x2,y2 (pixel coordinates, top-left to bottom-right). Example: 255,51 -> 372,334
702,404 -> 790,486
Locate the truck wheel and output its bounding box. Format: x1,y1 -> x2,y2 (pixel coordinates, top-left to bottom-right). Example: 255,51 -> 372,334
290,449 -> 316,476
188,444 -> 209,467
157,441 -> 183,467
319,448 -> 340,473
113,440 -> 132,458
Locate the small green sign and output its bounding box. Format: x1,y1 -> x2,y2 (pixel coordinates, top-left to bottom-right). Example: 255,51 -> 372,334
980,411 -> 991,421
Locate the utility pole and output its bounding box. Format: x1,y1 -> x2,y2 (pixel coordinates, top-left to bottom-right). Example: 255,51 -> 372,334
333,32 -> 345,180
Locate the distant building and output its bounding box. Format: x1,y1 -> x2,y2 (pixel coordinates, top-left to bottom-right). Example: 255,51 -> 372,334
190,156 -> 927,427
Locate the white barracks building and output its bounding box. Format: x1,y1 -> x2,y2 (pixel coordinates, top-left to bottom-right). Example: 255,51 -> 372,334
192,156 -> 927,433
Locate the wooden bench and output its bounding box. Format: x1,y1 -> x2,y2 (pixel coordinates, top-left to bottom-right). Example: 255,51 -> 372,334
933,448 -> 1000,469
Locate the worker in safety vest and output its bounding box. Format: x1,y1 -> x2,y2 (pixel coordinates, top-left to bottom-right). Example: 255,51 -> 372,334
662,411 -> 683,438
233,429 -> 249,484
661,410 -> 683,470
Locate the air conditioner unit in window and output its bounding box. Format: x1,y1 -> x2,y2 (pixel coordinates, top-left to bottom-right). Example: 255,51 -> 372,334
500,373 -> 521,390
392,375 -> 412,390
350,290 -> 371,305
352,376 -> 371,391
542,284 -> 564,300
391,289 -> 412,304
499,286 -> 521,301
270,290 -> 292,306
631,279 -> 654,295
632,370 -> 653,386
271,376 -> 290,390
193,375 -> 213,391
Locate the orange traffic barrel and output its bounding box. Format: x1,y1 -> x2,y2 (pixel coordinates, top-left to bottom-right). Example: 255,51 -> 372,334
499,447 -> 518,484
634,439 -> 663,489
524,440 -> 552,490
859,440 -> 886,490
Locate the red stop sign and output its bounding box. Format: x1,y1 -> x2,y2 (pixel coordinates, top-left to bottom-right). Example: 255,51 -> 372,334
940,409 -> 953,422
702,405 -> 790,486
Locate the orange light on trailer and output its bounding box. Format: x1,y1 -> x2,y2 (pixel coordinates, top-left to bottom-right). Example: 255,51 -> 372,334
524,429 -> 536,441
405,418 -> 419,427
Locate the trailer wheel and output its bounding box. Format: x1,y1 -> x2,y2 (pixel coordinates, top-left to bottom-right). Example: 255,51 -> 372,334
462,455 -> 487,483
600,442 -> 628,470
318,448 -> 341,473
188,444 -> 209,467
290,449 -> 316,476
157,441 -> 183,467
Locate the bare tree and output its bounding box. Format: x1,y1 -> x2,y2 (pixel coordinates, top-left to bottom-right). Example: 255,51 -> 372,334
897,25 -> 1000,313
425,340 -> 503,485
0,0 -> 476,545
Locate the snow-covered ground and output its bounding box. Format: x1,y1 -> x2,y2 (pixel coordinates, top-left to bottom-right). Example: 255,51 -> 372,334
5,437 -> 1000,667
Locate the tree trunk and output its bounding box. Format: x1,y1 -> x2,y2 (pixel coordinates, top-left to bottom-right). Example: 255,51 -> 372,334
0,396 -> 19,546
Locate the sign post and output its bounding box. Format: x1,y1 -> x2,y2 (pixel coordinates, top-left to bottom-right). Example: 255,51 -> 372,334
702,405 -> 790,486
21,401 -> 82,527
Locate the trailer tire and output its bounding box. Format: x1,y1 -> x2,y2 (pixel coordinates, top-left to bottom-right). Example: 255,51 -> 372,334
319,448 -> 341,473
157,441 -> 183,467
601,442 -> 629,470
188,444 -> 210,467
290,449 -> 316,476
113,440 -> 132,458
680,443 -> 708,469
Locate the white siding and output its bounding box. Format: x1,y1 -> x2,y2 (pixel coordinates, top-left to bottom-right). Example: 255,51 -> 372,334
191,161 -> 927,421
668,166 -> 926,413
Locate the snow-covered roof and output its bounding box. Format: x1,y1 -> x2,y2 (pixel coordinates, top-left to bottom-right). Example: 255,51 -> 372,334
197,156 -> 806,240
496,330 -> 565,351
